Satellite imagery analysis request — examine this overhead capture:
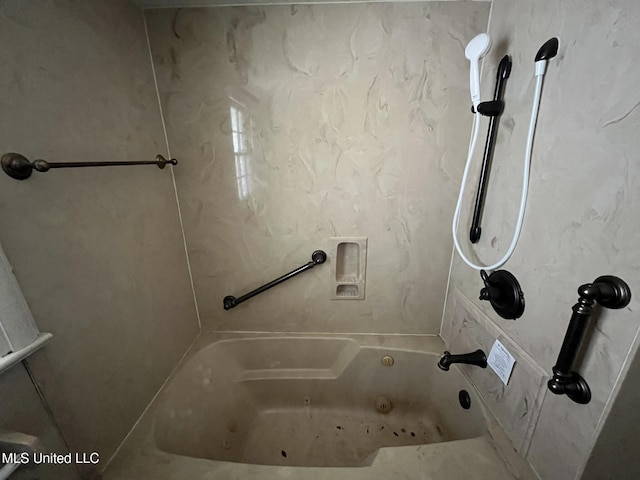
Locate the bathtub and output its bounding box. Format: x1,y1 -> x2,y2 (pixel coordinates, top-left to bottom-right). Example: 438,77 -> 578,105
104,334 -> 534,479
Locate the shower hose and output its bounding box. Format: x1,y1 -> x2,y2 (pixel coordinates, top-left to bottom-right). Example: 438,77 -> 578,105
452,73 -> 544,271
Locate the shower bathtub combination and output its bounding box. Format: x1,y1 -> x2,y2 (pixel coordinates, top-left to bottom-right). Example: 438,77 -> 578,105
104,333 -> 535,479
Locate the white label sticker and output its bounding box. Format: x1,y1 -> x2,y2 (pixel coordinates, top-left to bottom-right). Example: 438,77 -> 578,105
487,339 -> 516,385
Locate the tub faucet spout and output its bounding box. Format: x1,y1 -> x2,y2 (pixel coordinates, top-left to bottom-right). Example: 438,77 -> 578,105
438,349 -> 487,371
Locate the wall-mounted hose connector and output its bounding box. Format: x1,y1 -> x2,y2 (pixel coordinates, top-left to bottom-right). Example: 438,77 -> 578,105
534,38 -> 559,76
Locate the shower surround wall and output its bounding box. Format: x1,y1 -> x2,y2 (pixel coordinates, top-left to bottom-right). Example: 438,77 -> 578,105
0,0 -> 198,476
443,0 -> 640,479
145,2 -> 490,334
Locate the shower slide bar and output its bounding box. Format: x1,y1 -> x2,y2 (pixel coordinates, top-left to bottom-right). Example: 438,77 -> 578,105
1,152 -> 177,180
547,275 -> 631,405
223,250 -> 327,310
469,55 -> 512,244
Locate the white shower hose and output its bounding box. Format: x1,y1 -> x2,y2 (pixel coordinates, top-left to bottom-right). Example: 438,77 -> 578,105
452,73 -> 544,271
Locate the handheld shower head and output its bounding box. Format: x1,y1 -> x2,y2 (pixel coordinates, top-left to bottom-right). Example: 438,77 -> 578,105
465,33 -> 492,108
465,33 -> 492,61
534,38 -> 559,76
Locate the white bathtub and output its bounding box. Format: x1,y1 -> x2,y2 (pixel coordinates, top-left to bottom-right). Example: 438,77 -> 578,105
104,334 -> 535,479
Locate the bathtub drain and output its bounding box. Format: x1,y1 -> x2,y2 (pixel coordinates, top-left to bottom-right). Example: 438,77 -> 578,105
459,390 -> 471,410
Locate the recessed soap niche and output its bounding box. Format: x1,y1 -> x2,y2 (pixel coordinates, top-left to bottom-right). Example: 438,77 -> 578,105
329,237 -> 367,300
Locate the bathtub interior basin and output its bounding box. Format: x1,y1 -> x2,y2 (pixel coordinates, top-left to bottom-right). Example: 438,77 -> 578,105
153,337 -> 489,467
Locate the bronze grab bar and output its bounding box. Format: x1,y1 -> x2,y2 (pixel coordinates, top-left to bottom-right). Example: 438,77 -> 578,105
548,275 -> 631,404
224,250 -> 327,310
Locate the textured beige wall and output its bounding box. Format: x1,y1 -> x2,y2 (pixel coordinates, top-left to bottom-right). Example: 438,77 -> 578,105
443,1 -> 640,479
0,0 -> 199,475
145,2 -> 490,334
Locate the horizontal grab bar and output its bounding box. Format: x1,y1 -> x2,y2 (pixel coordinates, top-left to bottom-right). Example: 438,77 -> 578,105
1,152 -> 177,180
223,250 -> 327,310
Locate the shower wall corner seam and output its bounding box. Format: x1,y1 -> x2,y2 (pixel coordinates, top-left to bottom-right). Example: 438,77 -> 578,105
100,331 -> 203,475
142,10 -> 202,331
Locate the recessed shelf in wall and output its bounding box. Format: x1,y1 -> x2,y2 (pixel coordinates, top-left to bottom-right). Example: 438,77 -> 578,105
329,237 -> 367,300
335,242 -> 360,282
0,333 -> 52,376
336,284 -> 360,297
